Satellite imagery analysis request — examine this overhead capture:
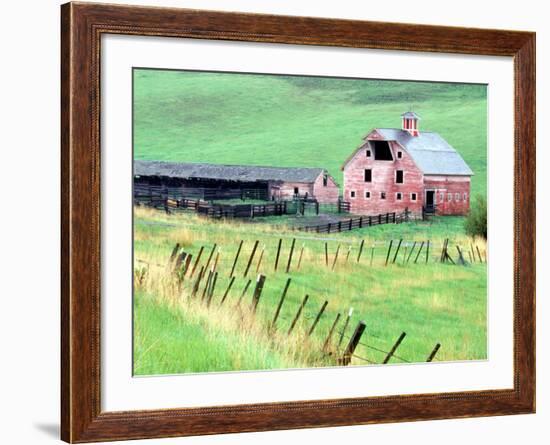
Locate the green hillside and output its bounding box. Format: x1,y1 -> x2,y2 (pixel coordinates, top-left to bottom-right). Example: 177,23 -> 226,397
133,69 -> 487,198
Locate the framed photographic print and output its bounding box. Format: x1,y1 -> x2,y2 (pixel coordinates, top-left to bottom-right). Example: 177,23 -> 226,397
61,2 -> 536,442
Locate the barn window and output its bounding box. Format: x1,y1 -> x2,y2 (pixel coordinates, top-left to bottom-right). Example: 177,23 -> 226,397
396,170 -> 404,184
294,187 -> 299,195
366,149 -> 371,157
397,151 -> 403,159
373,141 -> 393,161
365,191 -> 371,199
350,190 -> 356,199
440,192 -> 445,202
323,173 -> 328,187
455,193 -> 460,201
364,169 -> 372,182
380,192 -> 386,200
447,193 -> 452,202
411,193 -> 417,201
396,192 -> 402,201
464,193 -> 468,201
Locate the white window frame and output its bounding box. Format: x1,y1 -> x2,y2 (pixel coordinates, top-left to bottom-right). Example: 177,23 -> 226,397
455,192 -> 460,201
380,191 -> 386,200
410,192 -> 417,201
365,190 -> 371,199
350,190 -> 356,199
397,151 -> 403,159
447,193 -> 453,202
396,192 -> 403,201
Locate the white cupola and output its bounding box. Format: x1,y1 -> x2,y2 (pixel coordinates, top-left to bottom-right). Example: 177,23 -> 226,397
401,111 -> 420,136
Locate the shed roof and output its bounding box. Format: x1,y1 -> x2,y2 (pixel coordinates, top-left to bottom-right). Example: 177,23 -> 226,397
134,160 -> 327,183
342,128 -> 473,176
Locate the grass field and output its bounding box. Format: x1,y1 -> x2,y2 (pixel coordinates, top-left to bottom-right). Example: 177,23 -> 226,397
133,207 -> 487,375
132,69 -> 488,375
133,69 -> 487,198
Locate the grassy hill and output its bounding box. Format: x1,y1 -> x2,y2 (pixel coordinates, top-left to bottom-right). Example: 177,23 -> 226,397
133,69 -> 487,198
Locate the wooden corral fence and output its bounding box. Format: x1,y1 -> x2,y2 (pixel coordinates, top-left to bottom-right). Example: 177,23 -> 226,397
134,182 -> 268,202
160,197 -> 300,219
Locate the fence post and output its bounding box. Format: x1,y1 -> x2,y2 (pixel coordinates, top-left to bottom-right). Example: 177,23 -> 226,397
274,238 -> 282,271
251,274 -> 266,313
169,243 -> 181,263
286,238 -> 296,273
426,240 -> 430,263
414,241 -> 425,264
331,244 -> 341,271
271,278 -> 291,329
340,321 -> 367,366
230,240 -> 243,278
427,343 -> 441,362
470,243 -> 476,263
201,269 -> 213,301
359,216 -> 363,228
385,240 -> 394,266
323,313 -> 341,352
236,279 -> 252,307
406,241 -> 417,263
391,239 -> 403,264
204,243 -> 217,271
308,300 -> 328,336
297,243 -> 305,270
456,245 -> 466,265
383,332 -> 407,364
206,272 -> 218,307
328,222 -> 332,233
243,240 -> 259,278
357,239 -> 365,263
476,245 -> 483,263
189,245 -> 204,278
338,307 -> 353,347
349,218 -> 353,230
288,294 -> 309,335
256,245 -> 265,274
191,266 -> 205,297
325,242 -> 329,267
219,276 -> 236,306
173,251 -> 187,273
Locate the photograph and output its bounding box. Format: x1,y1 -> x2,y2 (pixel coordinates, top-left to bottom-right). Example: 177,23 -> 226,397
132,68 -> 488,376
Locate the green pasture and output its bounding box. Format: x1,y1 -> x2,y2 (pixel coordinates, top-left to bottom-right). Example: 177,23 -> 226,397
133,208 -> 487,375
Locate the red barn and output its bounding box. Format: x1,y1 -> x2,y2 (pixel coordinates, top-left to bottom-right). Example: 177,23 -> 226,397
341,112 -> 473,217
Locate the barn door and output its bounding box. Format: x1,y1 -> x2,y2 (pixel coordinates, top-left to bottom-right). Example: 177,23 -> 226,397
426,190 -> 435,211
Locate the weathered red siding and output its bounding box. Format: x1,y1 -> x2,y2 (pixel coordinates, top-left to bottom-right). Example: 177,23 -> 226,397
343,137 -> 424,216
423,175 -> 471,215
312,174 -> 340,203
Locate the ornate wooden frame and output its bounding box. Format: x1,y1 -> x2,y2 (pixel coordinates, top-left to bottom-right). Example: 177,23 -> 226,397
61,2 -> 536,442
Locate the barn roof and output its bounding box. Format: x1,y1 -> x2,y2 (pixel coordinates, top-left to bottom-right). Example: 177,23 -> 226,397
134,160 -> 327,183
342,128 -> 473,176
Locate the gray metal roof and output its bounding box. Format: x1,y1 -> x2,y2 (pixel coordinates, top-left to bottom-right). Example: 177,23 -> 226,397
374,128 -> 474,176
134,160 -> 326,183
